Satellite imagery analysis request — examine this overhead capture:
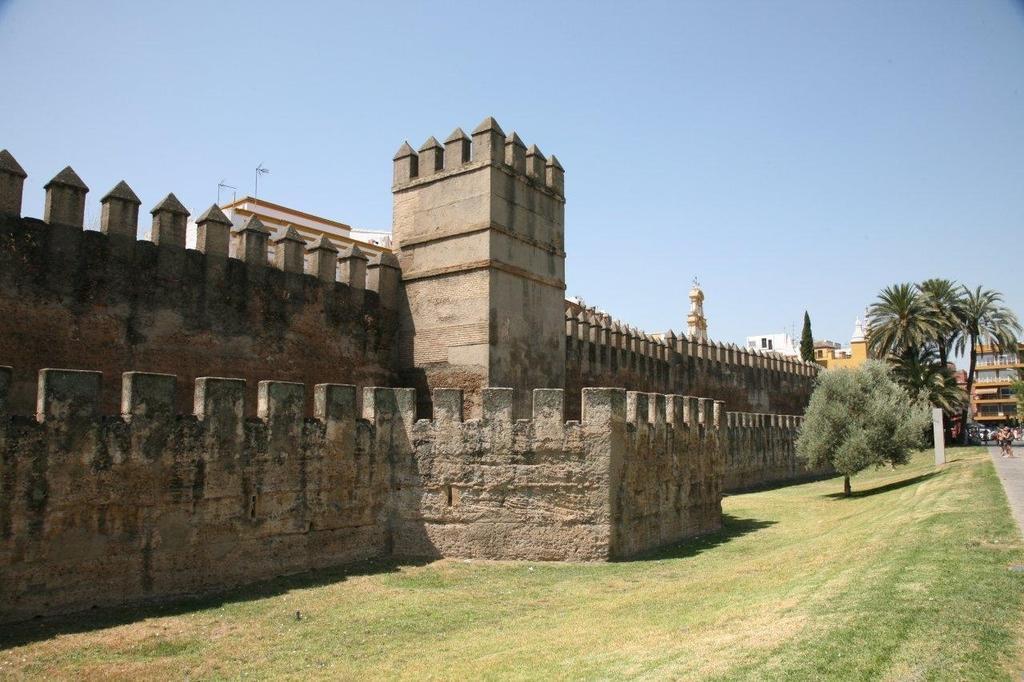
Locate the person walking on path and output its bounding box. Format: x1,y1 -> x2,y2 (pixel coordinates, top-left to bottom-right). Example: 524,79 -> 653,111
997,426 -> 1015,458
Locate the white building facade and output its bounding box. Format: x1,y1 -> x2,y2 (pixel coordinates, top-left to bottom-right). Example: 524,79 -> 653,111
745,332 -> 799,357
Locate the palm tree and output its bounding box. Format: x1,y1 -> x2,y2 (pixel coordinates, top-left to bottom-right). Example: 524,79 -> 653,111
917,278 -> 964,366
866,283 -> 939,358
888,346 -> 966,414
954,286 -> 1021,442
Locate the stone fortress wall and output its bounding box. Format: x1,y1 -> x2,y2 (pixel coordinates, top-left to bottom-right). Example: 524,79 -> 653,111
564,303 -> 817,421
0,171 -> 400,418
1,366 -> 750,623
0,118 -> 826,623
0,368 -> 391,624
722,411 -> 831,491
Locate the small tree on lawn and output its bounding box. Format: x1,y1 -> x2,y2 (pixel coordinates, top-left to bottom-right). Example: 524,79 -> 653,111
797,360 -> 930,496
800,311 -> 815,362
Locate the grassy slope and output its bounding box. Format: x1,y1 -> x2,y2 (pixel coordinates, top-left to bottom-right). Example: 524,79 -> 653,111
1,448 -> 1021,680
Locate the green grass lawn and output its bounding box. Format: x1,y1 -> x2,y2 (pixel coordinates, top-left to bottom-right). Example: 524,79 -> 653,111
2,447 -> 1022,680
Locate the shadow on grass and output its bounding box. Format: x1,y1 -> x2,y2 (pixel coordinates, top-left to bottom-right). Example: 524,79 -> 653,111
723,471 -> 835,496
1,514 -> 783,646
0,555 -> 433,650
822,470 -> 940,500
619,513 -> 776,562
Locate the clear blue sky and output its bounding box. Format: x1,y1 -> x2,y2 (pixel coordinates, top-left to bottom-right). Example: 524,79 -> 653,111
1,0 -> 1022,355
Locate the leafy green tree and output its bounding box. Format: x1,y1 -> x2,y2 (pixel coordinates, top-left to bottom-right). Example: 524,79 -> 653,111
800,311 -> 815,362
954,286 -> 1021,442
866,283 -> 939,358
797,361 -> 930,496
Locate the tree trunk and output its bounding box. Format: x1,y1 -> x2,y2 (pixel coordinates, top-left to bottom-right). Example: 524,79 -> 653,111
844,475 -> 851,496
961,335 -> 978,445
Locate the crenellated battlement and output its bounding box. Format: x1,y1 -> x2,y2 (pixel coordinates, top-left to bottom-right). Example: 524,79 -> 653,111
2,366 -> 725,449
0,150 -> 400,301
724,410 -> 804,430
389,383 -> 725,561
564,300 -> 819,419
565,302 -> 817,379
0,168 -> 399,416
720,407 -> 830,491
392,117 -> 564,199
0,364 -> 394,624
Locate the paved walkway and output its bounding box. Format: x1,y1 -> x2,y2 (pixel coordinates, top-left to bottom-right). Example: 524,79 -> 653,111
989,446 -> 1024,538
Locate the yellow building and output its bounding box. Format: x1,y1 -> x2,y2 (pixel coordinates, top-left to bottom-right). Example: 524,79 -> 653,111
814,319 -> 870,369
971,343 -> 1023,425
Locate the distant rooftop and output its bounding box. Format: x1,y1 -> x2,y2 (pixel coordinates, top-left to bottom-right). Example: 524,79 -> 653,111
220,196 -> 352,233
216,196 -> 393,251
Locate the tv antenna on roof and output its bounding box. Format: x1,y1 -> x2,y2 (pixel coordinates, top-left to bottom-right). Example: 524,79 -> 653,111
254,163 -> 270,201
217,180 -> 237,206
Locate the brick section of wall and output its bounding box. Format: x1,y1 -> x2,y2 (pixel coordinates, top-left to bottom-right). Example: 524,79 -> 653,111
398,269 -> 491,417
0,215 -> 398,416
408,323 -> 490,365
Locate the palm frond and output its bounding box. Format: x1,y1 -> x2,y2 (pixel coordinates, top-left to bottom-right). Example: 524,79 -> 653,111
887,345 -> 966,413
867,283 -> 940,357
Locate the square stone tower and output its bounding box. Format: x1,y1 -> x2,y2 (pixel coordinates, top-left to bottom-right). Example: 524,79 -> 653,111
392,117 -> 566,417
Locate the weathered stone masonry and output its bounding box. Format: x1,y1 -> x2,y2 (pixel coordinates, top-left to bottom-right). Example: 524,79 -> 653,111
0,118 -> 826,622
392,119 -> 567,420
722,412 -> 830,492
564,305 -> 817,419
0,368 -> 388,623
0,211 -> 398,418
1,367 -> 735,622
